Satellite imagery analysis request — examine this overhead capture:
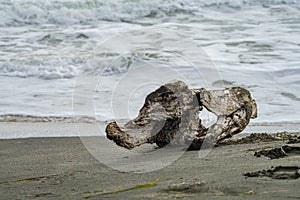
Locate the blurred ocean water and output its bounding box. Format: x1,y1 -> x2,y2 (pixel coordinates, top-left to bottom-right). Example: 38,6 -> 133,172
0,0 -> 300,127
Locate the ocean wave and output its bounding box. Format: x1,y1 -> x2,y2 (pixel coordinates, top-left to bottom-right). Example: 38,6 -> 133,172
1,0 -> 299,26
0,62 -> 78,79
0,52 -> 166,79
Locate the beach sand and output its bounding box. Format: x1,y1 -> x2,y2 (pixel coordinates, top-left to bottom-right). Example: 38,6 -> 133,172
1,124 -> 299,199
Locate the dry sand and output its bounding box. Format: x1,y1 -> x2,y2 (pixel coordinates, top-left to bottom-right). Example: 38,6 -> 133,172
0,124 -> 299,200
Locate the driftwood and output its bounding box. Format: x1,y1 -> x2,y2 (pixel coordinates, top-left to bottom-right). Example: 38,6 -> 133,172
106,80 -> 257,150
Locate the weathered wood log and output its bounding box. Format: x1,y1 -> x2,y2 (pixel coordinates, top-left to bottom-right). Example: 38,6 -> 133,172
106,80 -> 257,150
106,80 -> 206,149
189,87 -> 257,149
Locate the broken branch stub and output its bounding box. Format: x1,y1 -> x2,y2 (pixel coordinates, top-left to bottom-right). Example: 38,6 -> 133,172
193,87 -> 257,144
106,80 -> 257,150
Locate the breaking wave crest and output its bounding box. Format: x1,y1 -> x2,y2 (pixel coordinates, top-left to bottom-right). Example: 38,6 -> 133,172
1,0 -> 299,26
0,62 -> 78,79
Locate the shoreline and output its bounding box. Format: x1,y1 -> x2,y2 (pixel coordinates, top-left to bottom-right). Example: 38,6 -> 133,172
0,121 -> 300,139
1,133 -> 299,199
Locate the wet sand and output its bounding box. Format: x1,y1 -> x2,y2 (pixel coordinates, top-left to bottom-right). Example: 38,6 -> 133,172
1,129 -> 300,199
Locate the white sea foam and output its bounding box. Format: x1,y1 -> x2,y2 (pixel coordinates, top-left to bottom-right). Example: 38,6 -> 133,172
0,0 -> 299,26
0,62 -> 77,79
